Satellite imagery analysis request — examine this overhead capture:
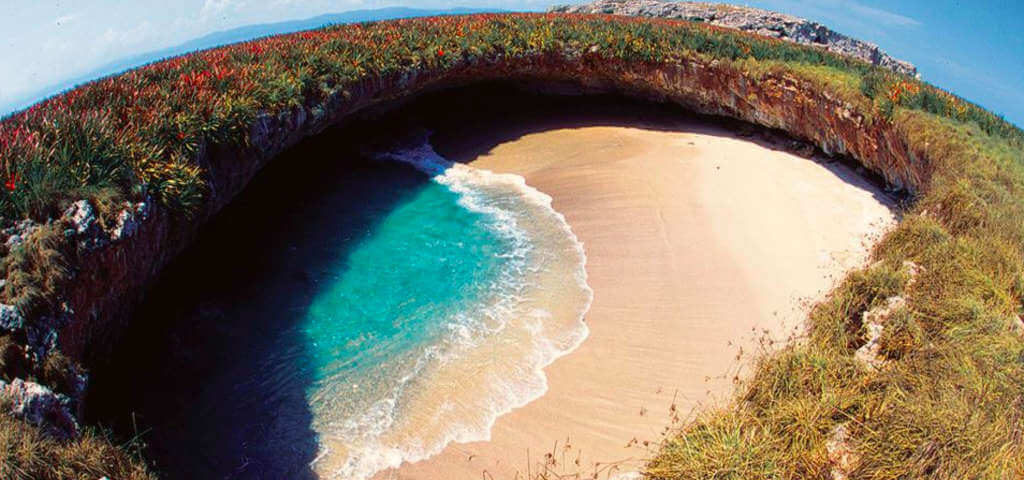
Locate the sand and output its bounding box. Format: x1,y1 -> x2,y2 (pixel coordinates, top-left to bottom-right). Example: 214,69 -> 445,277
372,112 -> 897,480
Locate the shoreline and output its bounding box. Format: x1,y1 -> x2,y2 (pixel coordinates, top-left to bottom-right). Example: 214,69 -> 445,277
311,139 -> 595,479
373,110 -> 897,479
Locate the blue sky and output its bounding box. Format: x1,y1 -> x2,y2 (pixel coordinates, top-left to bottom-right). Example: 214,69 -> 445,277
2,0 -> 1022,126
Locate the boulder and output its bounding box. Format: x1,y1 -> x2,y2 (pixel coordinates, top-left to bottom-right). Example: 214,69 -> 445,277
0,378 -> 79,440
0,304 -> 23,332
111,200 -> 151,241
63,200 -> 107,251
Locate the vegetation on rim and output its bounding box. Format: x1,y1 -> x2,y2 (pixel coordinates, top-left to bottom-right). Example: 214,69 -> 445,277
0,13 -> 1016,222
0,12 -> 1021,479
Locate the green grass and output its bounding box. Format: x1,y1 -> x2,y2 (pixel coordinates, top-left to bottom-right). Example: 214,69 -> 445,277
0,412 -> 154,480
0,12 -> 1021,479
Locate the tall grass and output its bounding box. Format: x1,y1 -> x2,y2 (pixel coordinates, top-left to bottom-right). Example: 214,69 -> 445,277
0,14 -> 1017,222
0,413 -> 154,480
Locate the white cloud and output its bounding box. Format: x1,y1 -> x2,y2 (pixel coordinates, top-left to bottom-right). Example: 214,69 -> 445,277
762,0 -> 921,30
843,1 -> 920,27
54,14 -> 78,27
96,21 -> 158,53
201,0 -> 247,22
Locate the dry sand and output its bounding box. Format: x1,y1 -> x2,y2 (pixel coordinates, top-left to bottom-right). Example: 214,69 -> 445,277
373,113 -> 897,479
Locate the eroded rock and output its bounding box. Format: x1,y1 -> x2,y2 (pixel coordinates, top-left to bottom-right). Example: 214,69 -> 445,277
855,296 -> 906,370
0,304 -> 23,332
24,303 -> 74,362
902,260 -> 923,287
63,200 -> 107,251
0,378 -> 79,440
826,423 -> 858,480
3,219 -> 40,250
111,200 -> 151,241
552,0 -> 918,76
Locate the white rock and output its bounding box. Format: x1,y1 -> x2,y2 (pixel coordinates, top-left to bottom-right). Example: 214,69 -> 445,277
826,423 -> 858,480
0,303 -> 22,331
855,296 -> 906,371
0,378 -> 79,439
111,201 -> 150,240
551,0 -> 917,76
64,200 -> 96,235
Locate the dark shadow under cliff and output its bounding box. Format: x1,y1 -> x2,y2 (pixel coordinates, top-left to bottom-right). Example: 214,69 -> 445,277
86,127 -> 433,479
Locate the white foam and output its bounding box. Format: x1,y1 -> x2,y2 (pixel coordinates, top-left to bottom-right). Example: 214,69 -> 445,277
310,134 -> 594,479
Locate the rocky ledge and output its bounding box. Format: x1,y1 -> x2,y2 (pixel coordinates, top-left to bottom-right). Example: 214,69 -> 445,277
551,0 -> 918,77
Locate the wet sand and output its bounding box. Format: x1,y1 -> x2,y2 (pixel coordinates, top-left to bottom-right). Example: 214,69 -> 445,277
373,112 -> 897,479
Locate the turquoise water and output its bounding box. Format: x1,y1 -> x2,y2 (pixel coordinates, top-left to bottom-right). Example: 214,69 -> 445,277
311,138 -> 591,479
89,135 -> 591,480
303,179 -> 520,439
305,182 -> 509,385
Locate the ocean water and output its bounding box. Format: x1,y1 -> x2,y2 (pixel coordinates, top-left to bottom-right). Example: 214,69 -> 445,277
311,137 -> 592,478
89,133 -> 591,480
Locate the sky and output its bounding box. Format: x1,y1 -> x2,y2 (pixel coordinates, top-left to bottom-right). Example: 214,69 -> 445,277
2,0 -> 1022,126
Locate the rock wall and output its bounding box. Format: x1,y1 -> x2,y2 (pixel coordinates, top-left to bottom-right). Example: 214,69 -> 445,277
3,50 -> 929,429
551,0 -> 918,77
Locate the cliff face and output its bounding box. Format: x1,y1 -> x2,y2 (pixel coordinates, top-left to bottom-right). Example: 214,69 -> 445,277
551,0 -> 918,77
57,52 -> 926,358
1,51 -> 927,433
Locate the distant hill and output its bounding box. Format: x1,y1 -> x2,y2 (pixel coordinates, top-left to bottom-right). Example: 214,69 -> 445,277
2,6 -> 498,116
551,0 -> 917,76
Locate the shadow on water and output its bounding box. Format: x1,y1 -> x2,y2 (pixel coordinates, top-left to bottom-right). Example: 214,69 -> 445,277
86,84 -> 903,480
87,126 -> 432,479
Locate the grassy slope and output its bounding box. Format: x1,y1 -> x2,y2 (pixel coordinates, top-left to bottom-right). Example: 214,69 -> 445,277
0,13 -> 1021,479
0,413 -> 152,480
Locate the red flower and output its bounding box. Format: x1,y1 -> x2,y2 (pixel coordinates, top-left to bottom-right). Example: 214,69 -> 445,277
5,173 -> 19,192
437,48 -> 445,57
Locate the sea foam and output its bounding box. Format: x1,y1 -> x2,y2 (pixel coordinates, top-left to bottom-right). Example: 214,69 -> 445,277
309,133 -> 593,479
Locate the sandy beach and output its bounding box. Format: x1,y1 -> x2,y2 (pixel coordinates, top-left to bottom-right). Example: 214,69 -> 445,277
371,103 -> 897,479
